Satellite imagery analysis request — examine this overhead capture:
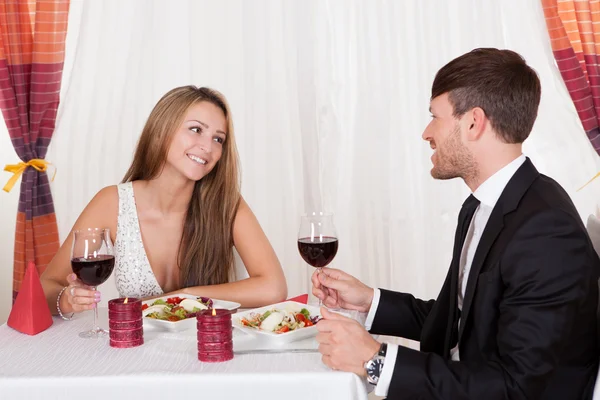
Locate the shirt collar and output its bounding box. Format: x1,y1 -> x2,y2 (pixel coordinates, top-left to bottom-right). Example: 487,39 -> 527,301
473,154 -> 526,209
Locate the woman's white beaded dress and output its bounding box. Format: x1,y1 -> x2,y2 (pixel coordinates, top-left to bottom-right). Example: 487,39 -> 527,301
114,182 -> 164,298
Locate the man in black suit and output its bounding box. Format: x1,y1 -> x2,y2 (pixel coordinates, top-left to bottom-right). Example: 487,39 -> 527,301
313,48 -> 600,399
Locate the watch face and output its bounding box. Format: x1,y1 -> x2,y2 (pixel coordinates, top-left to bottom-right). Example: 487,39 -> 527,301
366,357 -> 384,383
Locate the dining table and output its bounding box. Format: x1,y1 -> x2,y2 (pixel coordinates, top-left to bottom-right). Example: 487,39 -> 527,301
0,307 -> 369,400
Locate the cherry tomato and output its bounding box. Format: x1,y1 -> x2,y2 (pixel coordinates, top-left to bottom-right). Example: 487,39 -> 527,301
276,326 -> 290,334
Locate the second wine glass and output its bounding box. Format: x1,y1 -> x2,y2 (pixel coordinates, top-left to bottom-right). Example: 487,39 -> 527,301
297,212 -> 339,306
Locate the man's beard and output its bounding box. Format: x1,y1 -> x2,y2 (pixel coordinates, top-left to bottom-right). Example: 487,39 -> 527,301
430,125 -> 477,182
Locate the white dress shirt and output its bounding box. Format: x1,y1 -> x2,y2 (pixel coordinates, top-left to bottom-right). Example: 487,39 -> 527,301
365,154 -> 526,397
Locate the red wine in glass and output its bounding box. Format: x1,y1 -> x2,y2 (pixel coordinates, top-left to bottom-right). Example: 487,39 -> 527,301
71,228 -> 115,338
298,236 -> 338,268
72,255 -> 115,287
297,212 -> 338,306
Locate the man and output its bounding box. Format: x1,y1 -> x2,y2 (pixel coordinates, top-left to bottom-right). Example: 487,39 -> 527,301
313,48 -> 600,399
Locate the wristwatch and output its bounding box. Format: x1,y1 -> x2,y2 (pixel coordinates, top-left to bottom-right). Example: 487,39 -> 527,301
364,342 -> 387,385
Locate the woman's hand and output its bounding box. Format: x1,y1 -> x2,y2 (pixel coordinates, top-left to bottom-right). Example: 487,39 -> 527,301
61,273 -> 100,313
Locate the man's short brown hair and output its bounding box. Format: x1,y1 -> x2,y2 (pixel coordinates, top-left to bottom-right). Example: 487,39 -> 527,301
431,48 -> 541,144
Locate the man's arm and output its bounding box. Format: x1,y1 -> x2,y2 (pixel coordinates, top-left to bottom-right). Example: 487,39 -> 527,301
384,210 -> 596,399
369,288 -> 437,340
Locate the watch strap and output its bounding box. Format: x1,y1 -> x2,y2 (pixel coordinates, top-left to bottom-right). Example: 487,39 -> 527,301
378,342 -> 387,358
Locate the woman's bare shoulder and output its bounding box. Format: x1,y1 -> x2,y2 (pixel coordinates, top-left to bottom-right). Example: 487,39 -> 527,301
77,185 -> 119,224
90,185 -> 119,208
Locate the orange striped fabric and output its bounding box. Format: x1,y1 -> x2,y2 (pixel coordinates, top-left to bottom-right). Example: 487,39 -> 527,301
542,0 -> 600,153
0,0 -> 69,302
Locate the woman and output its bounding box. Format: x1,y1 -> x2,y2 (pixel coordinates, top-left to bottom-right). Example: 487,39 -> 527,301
41,86 -> 287,316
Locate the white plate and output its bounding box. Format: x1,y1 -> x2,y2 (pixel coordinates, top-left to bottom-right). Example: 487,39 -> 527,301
142,293 -> 241,332
232,301 -> 321,344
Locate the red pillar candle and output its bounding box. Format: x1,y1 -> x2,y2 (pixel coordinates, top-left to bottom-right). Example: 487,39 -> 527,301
197,309 -> 233,362
197,341 -> 234,352
108,298 -> 144,348
197,308 -> 233,323
197,330 -> 233,343
108,297 -> 142,312
109,319 -> 143,330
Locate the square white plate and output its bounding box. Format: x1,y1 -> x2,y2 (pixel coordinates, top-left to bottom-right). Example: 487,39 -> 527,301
231,301 -> 321,344
142,293 -> 241,332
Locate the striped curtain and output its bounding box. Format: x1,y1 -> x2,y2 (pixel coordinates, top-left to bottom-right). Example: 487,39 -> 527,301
542,0 -> 600,155
0,0 -> 70,302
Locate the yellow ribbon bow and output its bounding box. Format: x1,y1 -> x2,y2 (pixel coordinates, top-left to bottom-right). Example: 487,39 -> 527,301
3,159 -> 56,193
577,171 -> 600,192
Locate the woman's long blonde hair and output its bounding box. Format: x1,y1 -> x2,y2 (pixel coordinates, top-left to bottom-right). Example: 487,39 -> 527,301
122,86 -> 240,287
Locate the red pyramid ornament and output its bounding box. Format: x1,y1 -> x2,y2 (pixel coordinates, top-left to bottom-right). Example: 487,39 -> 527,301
7,261 -> 53,335
287,293 -> 308,304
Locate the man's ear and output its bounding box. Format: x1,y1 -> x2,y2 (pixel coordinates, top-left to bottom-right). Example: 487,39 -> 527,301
465,107 -> 486,141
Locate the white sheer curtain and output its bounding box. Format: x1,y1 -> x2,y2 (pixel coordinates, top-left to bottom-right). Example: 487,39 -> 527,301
2,0 -> 600,321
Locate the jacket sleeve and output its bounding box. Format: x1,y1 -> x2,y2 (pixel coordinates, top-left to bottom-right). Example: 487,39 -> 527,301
370,288 -> 437,341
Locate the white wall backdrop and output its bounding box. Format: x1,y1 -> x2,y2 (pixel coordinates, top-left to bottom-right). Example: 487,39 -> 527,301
2,0 -> 600,323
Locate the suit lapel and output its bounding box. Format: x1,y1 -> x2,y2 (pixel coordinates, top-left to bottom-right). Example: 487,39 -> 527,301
458,158 -> 540,340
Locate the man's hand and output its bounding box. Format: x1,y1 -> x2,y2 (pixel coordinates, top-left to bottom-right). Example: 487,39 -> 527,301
311,268 -> 374,313
316,307 -> 381,376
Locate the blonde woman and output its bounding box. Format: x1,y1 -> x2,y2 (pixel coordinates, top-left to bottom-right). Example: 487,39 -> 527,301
42,86 -> 287,316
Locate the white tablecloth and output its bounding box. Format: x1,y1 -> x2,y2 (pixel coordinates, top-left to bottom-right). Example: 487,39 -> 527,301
0,309 -> 368,400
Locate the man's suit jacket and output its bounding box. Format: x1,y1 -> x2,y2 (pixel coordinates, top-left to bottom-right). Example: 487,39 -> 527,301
370,159 -> 600,399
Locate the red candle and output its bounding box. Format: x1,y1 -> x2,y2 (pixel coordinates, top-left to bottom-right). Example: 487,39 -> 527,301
197,308 -> 232,322
110,338 -> 144,348
110,328 -> 144,341
197,341 -> 233,352
109,319 -> 143,330
197,308 -> 233,362
108,298 -> 142,321
108,297 -> 142,311
197,351 -> 233,362
196,321 -> 233,332
108,297 -> 144,349
197,330 -> 233,343
109,309 -> 142,321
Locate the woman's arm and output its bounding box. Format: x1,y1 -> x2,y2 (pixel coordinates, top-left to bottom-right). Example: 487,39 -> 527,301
176,197 -> 288,307
41,186 -> 118,315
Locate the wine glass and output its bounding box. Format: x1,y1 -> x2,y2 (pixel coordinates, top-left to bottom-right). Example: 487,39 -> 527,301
71,228 -> 115,338
297,212 -> 339,306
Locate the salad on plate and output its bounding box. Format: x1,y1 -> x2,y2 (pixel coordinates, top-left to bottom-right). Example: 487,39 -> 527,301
142,296 -> 213,322
239,307 -> 320,334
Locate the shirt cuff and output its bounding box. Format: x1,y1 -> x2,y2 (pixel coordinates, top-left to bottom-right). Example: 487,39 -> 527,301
364,288 -> 381,331
374,343 -> 398,397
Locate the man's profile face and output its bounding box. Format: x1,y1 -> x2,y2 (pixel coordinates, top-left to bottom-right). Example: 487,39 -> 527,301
423,93 -> 473,181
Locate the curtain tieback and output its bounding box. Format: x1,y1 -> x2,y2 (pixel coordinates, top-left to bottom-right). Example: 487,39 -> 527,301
3,159 -> 56,193
578,172 -> 600,192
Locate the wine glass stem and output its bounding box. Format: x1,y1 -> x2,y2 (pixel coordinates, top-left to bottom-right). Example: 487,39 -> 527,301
317,267 -> 323,307
92,286 -> 99,331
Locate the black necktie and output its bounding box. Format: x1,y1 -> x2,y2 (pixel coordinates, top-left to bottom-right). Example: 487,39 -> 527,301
443,194 -> 480,357
458,195 -> 481,248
